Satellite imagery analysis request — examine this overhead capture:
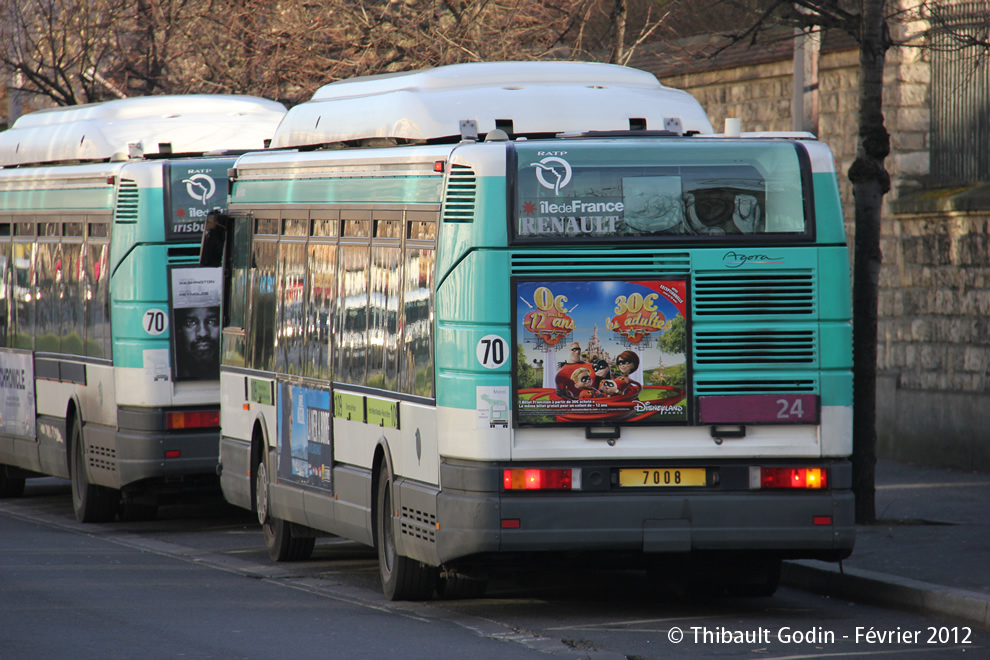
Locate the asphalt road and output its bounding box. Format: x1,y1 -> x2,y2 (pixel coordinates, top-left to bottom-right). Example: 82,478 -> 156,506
2,479 -> 987,659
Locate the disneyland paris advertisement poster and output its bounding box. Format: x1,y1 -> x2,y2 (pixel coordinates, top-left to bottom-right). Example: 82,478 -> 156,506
515,279 -> 689,426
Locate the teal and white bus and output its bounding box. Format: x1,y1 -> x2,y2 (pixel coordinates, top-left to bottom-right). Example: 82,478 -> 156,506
0,95 -> 285,522
216,62 -> 854,599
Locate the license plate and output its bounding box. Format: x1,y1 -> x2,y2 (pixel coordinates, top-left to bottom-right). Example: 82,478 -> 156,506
618,468 -> 707,487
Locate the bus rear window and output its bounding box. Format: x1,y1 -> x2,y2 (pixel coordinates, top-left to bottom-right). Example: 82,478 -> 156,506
512,140 -> 810,242
165,160 -> 235,241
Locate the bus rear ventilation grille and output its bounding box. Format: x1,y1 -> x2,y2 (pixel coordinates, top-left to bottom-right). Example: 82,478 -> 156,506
694,330 -> 817,365
113,179 -> 139,222
400,506 -> 437,544
512,251 -> 690,277
441,165 -> 476,223
694,379 -> 817,394
694,272 -> 815,316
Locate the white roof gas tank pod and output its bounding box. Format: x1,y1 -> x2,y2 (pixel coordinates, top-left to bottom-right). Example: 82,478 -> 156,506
270,61 -> 713,149
0,94 -> 287,167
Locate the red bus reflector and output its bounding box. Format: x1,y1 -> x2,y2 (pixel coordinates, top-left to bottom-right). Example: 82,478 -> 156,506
166,410 -> 220,430
501,519 -> 520,529
759,467 -> 828,489
503,468 -> 573,491
165,450 -> 181,459
434,160 -> 445,172
813,516 -> 833,526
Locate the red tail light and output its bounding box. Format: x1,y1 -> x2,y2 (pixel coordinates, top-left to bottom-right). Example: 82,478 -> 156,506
759,467 -> 828,489
503,468 -> 575,491
166,410 -> 220,430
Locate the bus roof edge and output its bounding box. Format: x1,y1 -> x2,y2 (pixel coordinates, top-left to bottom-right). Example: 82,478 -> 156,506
271,61 -> 714,149
0,95 -> 286,167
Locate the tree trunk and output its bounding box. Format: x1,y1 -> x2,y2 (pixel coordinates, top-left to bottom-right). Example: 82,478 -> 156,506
848,0 -> 890,525
612,0 -> 628,64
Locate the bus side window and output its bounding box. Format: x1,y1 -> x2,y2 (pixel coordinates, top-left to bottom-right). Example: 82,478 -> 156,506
60,240 -> 84,355
35,241 -> 59,352
305,242 -> 336,380
248,239 -> 277,372
226,218 -> 250,330
368,245 -> 401,390
0,240 -> 9,347
200,212 -> 229,268
221,218 -> 251,368
84,240 -> 109,358
402,247 -> 435,397
275,239 -> 306,375
337,244 -> 370,386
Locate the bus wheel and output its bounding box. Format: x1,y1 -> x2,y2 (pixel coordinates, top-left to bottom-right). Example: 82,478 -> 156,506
726,556 -> 782,597
256,458 -> 314,562
0,465 -> 26,498
375,464 -> 437,601
119,499 -> 159,522
69,418 -> 117,523
436,573 -> 488,600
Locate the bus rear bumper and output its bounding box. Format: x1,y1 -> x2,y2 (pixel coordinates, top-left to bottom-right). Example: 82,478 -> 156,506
118,431 -> 219,477
436,482 -> 855,564
91,424 -> 220,491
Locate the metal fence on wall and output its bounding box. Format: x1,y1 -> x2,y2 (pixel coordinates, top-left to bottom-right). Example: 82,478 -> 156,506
930,1 -> 990,186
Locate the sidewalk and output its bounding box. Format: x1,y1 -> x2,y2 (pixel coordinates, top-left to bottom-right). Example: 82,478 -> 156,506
782,458 -> 990,630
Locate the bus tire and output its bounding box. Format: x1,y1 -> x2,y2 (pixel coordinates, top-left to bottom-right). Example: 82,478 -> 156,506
69,418 -> 117,523
726,556 -> 782,597
436,574 -> 488,600
0,465 -> 26,498
119,499 -> 159,522
376,464 -> 437,601
256,457 -> 314,562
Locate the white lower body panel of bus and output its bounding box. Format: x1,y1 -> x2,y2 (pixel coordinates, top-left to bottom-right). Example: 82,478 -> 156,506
0,355 -> 220,499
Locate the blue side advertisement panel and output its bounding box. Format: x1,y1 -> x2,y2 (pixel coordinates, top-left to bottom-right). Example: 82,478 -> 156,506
277,382 -> 333,491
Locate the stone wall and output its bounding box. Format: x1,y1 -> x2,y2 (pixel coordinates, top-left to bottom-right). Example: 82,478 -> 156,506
639,3 -> 990,472
879,198 -> 990,470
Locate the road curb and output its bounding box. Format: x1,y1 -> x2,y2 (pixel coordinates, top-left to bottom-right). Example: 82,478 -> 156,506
783,560 -> 990,631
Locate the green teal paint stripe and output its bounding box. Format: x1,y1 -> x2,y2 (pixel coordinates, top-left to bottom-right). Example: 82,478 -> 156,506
821,371 -> 853,407
812,172 -> 847,244
232,177 -> 442,205
0,188 -> 113,211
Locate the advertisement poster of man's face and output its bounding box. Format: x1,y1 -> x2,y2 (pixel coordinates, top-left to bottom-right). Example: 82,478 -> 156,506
170,266 -> 222,381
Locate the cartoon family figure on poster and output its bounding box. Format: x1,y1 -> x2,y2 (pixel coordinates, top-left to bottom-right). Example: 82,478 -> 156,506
515,280 -> 688,425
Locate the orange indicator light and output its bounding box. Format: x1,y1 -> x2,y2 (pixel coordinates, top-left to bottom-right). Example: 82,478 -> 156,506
760,467 -> 828,490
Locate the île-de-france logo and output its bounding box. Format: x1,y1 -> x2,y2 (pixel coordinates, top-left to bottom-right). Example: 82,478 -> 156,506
182,173 -> 217,205
530,156 -> 572,195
